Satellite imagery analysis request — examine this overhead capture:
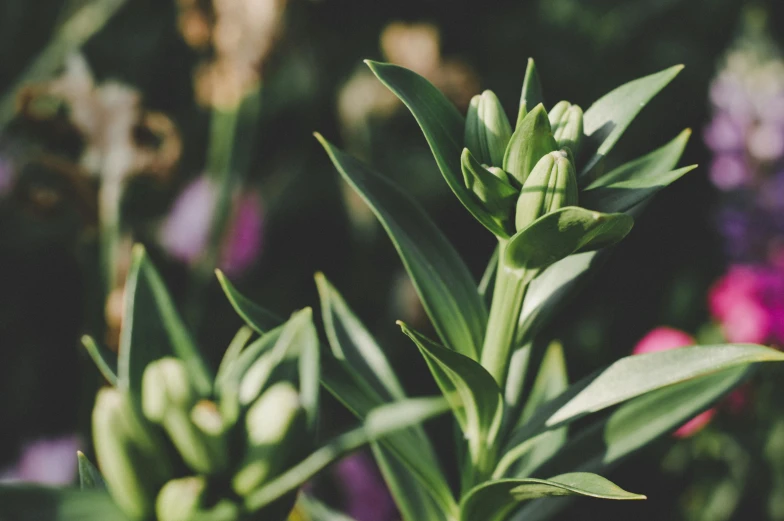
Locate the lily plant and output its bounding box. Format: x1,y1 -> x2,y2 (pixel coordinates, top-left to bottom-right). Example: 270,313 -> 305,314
307,58 -> 784,521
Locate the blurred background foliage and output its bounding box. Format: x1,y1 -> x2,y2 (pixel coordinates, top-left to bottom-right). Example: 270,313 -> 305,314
2,0 -> 784,519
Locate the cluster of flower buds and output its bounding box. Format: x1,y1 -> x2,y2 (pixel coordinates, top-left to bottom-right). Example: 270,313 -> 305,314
461,89 -> 583,235
92,311 -> 316,521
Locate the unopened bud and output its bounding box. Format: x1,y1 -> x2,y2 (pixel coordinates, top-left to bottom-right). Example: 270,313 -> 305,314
503,104 -> 557,186
464,90 -> 513,167
515,150 -> 578,231
548,101 -> 584,155
156,476 -> 240,521
461,148 -> 518,222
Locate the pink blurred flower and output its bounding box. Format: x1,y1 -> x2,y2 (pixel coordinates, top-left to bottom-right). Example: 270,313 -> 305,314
633,327 -> 713,438
0,435 -> 80,485
159,175 -> 264,277
709,264 -> 784,344
334,452 -> 397,521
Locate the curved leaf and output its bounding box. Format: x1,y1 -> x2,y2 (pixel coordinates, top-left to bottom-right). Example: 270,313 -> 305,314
511,367 -> 749,521
516,58 -> 544,128
399,322 -> 503,472
581,129 -> 695,212
245,396 -> 450,511
365,60 -> 507,237
316,134 -> 487,359
216,270 -> 282,333
118,245 -> 211,397
581,65 -> 683,177
461,473 -> 644,521
77,452 -> 105,491
505,344 -> 784,458
504,207 -> 633,279
81,335 -> 118,385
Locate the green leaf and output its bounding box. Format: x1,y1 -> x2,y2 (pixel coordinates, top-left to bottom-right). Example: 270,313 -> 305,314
372,443 -> 449,521
0,487 -> 128,521
581,65 -> 684,177
365,60 -> 508,237
461,472 -> 644,521
215,326 -> 255,389
77,452 -> 105,490
321,358 -> 455,514
245,396 -> 451,511
520,342 -> 569,424
296,495 -> 357,521
503,104 -> 557,186
504,207 -> 633,280
81,336 -> 118,385
399,323 -> 503,472
478,246 -> 499,305
512,367 -> 749,521
316,273 -> 405,401
505,345 -> 784,457
581,129 -> 695,212
214,324 -> 284,397
216,270 -> 282,333
516,58 -> 544,128
118,245 -> 211,397
316,134 -> 487,360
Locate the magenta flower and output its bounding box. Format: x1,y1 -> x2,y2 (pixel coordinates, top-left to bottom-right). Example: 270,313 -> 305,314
159,175 -> 265,277
633,327 -> 714,438
708,265 -> 784,345
333,452 -> 397,521
0,435 -> 81,485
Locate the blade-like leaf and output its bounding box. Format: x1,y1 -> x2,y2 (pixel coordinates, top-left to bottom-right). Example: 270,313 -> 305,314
81,335 -> 118,385
461,472 -> 644,521
216,270 -> 282,333
504,207 -> 633,279
581,65 -> 684,177
77,452 -> 105,490
316,273 -> 405,401
520,342 -> 569,424
215,326 -> 255,389
118,245 -> 211,397
365,60 -> 508,237
245,396 -> 451,510
321,358 -> 455,514
516,58 -> 544,128
512,367 -> 749,521
0,487 -> 128,521
296,495 -> 358,521
316,134 -> 487,359
581,129 -> 695,212
214,324 -> 284,397
373,443 -> 449,521
505,344 -> 784,458
399,322 -> 503,471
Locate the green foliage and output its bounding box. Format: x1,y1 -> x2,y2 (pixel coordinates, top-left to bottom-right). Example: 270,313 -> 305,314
316,58 -> 784,521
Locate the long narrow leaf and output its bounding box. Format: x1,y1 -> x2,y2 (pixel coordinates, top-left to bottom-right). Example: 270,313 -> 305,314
216,270 -> 282,333
0,487 -> 128,521
317,134 -> 487,359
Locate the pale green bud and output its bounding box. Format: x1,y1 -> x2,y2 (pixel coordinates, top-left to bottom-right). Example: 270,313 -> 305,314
233,382 -> 306,497
464,90 -> 513,167
515,150 -> 578,231
156,476 -> 240,521
548,101 -> 584,155
503,104 -> 557,186
92,388 -> 172,520
142,359 -> 226,474
461,148 -> 518,222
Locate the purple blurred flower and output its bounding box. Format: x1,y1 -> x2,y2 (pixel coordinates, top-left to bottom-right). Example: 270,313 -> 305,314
703,113 -> 746,153
0,435 -> 80,485
747,123 -> 784,162
334,452 -> 397,521
159,174 -> 265,276
710,153 -> 751,190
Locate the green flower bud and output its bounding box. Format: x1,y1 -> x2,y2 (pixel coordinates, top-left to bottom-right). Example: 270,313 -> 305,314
142,358 -> 227,474
233,382 -> 306,497
461,148 -> 518,222
156,476 -> 240,521
464,90 -> 513,167
548,101 -> 584,155
92,388 -> 172,520
515,150 -> 578,231
503,103 -> 557,186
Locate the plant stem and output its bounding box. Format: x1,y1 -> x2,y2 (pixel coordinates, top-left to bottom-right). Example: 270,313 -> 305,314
480,239 -> 528,387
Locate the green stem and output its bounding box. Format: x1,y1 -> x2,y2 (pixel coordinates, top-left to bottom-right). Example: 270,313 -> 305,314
480,239 -> 529,387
